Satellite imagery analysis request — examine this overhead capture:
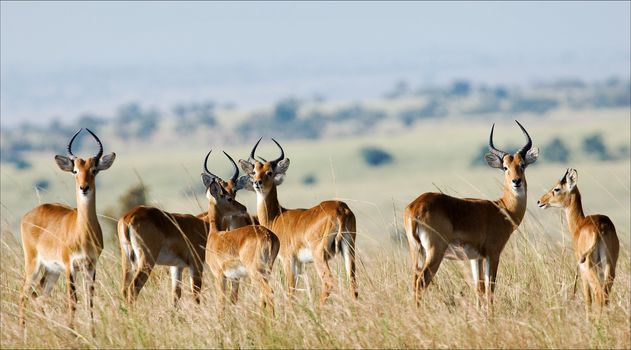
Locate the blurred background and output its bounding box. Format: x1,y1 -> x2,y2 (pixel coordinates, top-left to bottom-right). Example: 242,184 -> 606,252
1,2 -> 629,247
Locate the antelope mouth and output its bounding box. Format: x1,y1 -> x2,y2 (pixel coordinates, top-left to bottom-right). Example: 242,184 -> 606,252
537,203 -> 548,209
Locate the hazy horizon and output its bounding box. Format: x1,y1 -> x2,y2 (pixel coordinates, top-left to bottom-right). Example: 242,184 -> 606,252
1,2 -> 629,126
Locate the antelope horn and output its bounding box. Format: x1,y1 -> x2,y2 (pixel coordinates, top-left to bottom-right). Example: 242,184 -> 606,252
223,151 -> 239,184
248,137 -> 263,164
67,128 -> 82,158
515,120 -> 532,158
270,138 -> 285,167
85,128 -> 103,161
202,150 -> 220,180
488,123 -> 508,159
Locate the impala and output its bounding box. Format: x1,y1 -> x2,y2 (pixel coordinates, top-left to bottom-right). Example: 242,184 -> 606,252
202,150 -> 280,313
404,120 -> 539,307
537,168 -> 619,315
118,151 -> 252,305
19,129 -> 115,334
239,138 -> 358,304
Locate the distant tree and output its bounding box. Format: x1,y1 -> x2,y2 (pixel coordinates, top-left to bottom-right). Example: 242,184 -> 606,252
399,98 -> 447,126
509,97 -> 559,115
582,133 -> 612,160
543,137 -> 570,163
361,146 -> 393,167
274,98 -> 300,123
450,80 -> 471,97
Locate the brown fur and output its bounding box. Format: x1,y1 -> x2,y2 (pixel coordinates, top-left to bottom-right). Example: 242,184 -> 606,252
243,159 -> 358,304
203,179 -> 280,314
538,169 -> 619,315
19,152 -> 115,335
405,141 -> 537,308
117,206 -> 209,305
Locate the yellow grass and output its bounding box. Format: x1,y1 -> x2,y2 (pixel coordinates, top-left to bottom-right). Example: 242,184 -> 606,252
1,112 -> 629,348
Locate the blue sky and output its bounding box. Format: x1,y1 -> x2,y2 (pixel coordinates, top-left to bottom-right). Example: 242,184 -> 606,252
2,2 -> 629,67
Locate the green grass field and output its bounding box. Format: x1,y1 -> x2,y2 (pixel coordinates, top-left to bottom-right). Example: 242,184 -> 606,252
1,110 -> 629,348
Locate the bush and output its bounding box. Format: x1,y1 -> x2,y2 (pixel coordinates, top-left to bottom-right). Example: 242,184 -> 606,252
582,133 -> 612,160
361,147 -> 393,167
34,179 -> 50,191
302,174 -> 317,186
543,137 -> 570,163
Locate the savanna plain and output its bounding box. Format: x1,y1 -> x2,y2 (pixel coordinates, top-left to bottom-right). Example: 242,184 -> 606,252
1,111 -> 630,348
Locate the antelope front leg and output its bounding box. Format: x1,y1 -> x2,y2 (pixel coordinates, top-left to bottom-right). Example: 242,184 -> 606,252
484,255 -> 500,314
170,266 -> 184,307
65,266 -> 78,330
83,263 -> 97,337
470,259 -> 485,308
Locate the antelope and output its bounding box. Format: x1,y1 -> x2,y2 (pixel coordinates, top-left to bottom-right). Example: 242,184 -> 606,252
239,138 -> 358,304
117,151 -> 251,306
202,150 -> 280,313
537,168 -> 619,315
404,120 -> 539,307
19,128 -> 115,334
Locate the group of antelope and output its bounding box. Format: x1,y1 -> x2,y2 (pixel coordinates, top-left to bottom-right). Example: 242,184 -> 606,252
18,120 -> 619,336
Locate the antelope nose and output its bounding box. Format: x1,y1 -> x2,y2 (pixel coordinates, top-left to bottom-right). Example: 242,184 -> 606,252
80,185 -> 90,193
537,200 -> 540,204
512,178 -> 522,186
256,180 -> 263,186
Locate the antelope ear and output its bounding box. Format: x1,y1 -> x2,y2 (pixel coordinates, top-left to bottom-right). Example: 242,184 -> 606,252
566,168 -> 578,190
484,153 -> 503,169
274,158 -> 290,175
525,147 -> 539,165
201,173 -> 215,190
207,179 -> 222,199
96,152 -> 116,171
55,155 -> 75,172
235,175 -> 254,192
239,159 -> 254,174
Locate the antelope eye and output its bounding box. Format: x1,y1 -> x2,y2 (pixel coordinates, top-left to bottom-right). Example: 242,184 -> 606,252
554,188 -> 561,193
266,171 -> 273,177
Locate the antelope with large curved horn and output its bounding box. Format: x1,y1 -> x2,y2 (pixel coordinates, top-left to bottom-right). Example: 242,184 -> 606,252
117,151 -> 252,305
201,150 -> 280,314
239,138 -> 358,304
404,120 -> 539,308
19,129 -> 116,335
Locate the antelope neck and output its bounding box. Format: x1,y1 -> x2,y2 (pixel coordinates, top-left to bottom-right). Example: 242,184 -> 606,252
564,187 -> 586,237
256,185 -> 283,228
498,180 -> 528,227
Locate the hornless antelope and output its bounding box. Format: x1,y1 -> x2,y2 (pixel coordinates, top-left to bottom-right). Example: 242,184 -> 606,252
202,150 -> 280,313
537,168 -> 619,315
19,129 -> 116,334
117,151 -> 250,306
239,138 -> 358,304
404,120 -> 539,307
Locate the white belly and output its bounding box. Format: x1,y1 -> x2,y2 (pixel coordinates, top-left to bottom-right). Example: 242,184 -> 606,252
39,256 -> 65,273
298,248 -> 314,263
156,246 -> 187,267
224,265 -> 248,280
444,243 -> 483,260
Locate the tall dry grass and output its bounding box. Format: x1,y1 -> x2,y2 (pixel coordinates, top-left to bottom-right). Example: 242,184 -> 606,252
1,220 -> 629,348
